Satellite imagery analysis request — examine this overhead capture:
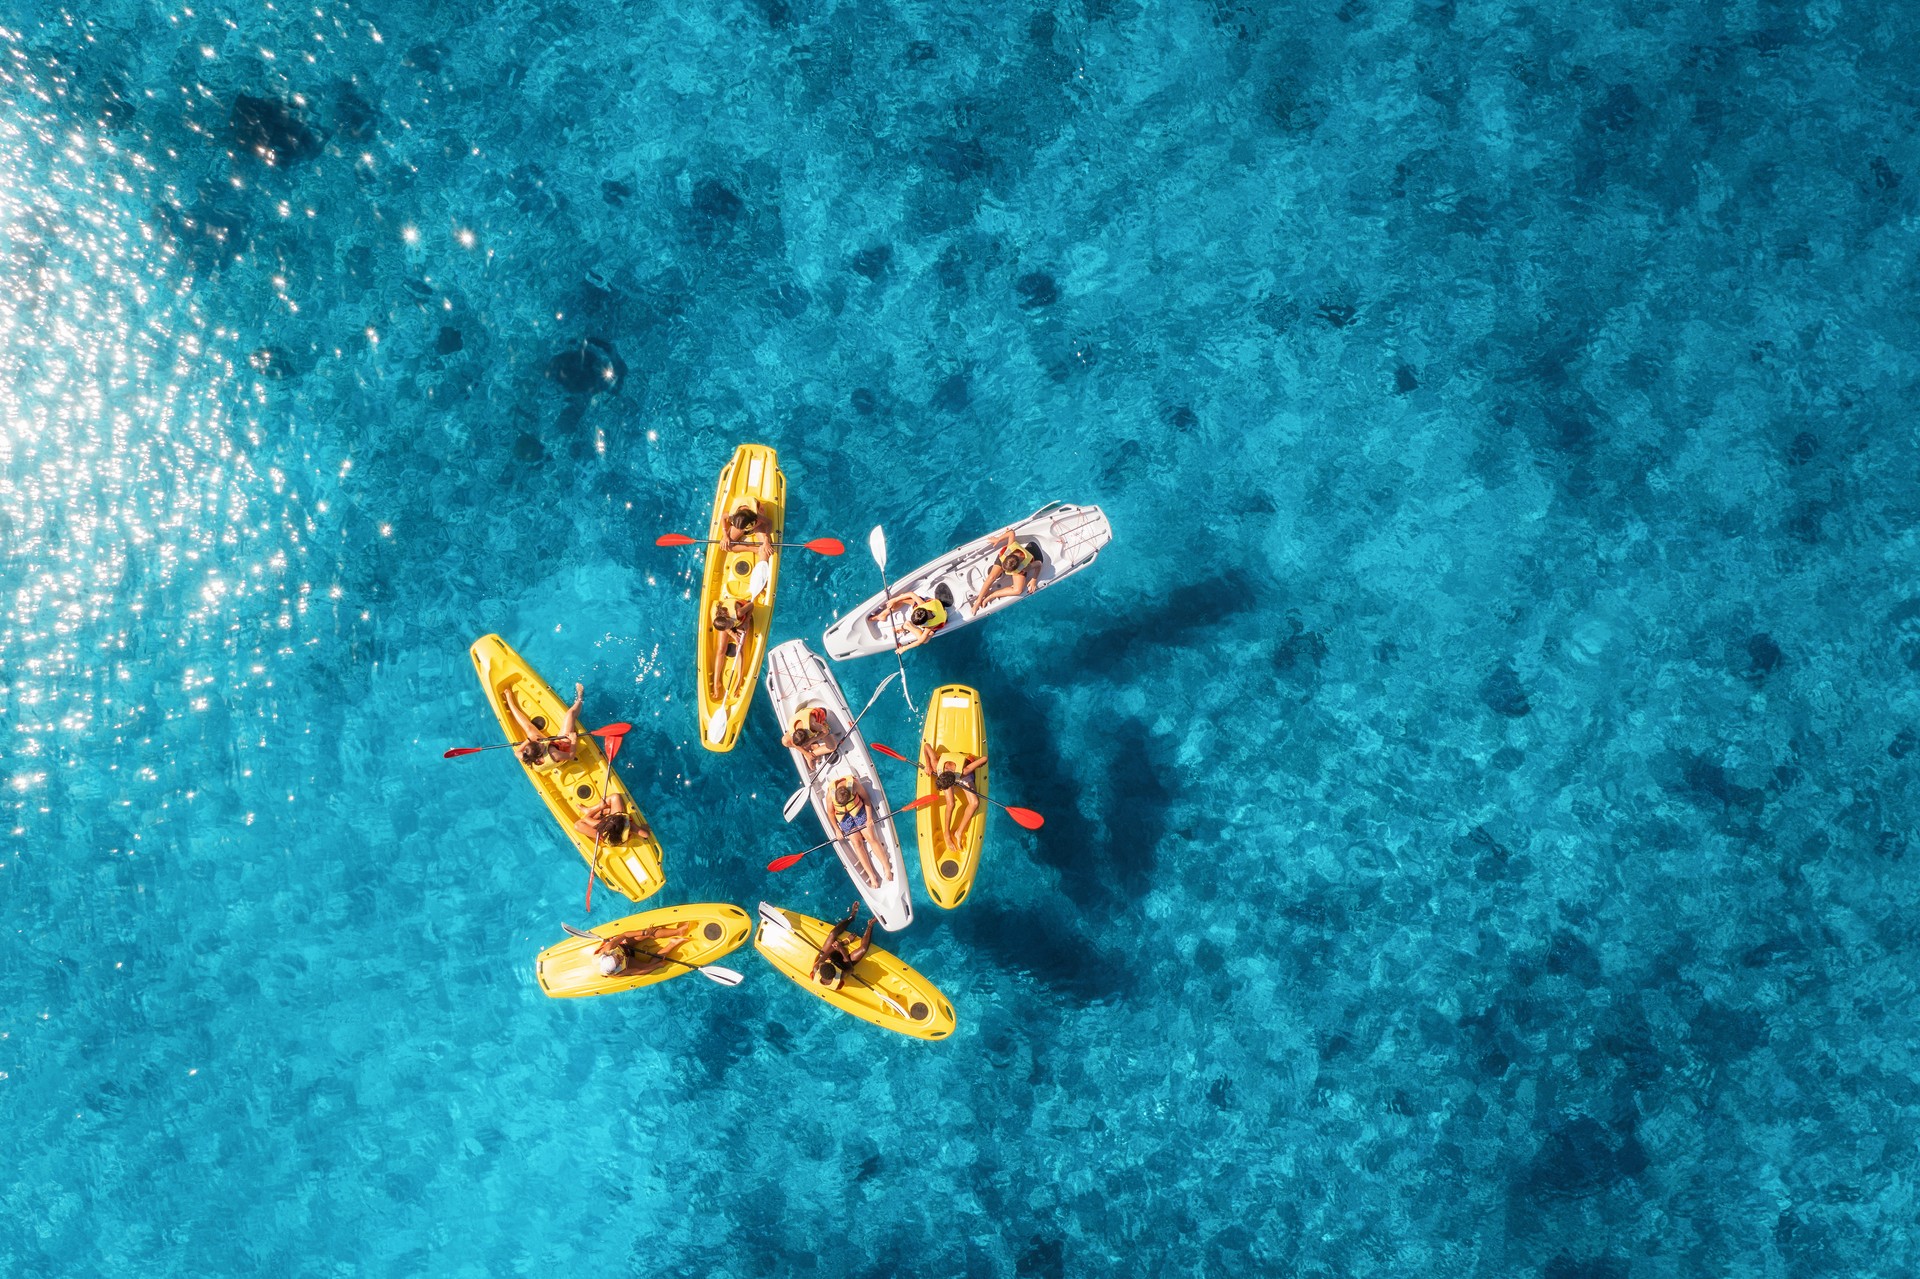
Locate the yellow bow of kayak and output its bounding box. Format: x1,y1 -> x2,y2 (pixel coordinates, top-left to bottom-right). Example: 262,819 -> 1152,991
754,904 -> 956,1040
916,684 -> 988,909
535,903 -> 750,998
469,633 -> 664,901
697,443 -> 785,752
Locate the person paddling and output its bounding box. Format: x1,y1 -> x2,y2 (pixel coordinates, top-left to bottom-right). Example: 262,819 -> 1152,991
867,590 -> 947,650
973,530 -> 1041,610
721,496 -> 773,564
811,903 -> 875,992
595,921 -> 694,978
505,681 -> 582,767
782,705 -> 838,766
921,742 -> 986,847
829,773 -> 889,888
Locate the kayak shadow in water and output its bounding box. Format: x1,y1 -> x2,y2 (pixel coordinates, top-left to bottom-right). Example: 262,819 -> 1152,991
1062,571 -> 1264,681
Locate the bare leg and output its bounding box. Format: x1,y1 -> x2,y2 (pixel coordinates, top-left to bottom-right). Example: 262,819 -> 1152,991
856,824 -> 892,882
559,683 -> 583,739
972,566 -> 1005,610
708,632 -> 732,702
843,828 -> 880,887
977,573 -> 1028,609
951,788 -> 981,846
504,686 -> 544,739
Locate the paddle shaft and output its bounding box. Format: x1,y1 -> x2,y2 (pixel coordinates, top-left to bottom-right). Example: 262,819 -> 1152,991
870,741 -> 1043,828
867,526 -> 916,713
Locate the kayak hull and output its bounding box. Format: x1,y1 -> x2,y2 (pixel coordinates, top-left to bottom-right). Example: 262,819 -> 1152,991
753,903 -> 955,1040
696,443 -> 785,752
535,903 -> 751,998
764,639 -> 913,931
916,684 -> 987,909
822,502 -> 1112,660
469,634 -> 663,901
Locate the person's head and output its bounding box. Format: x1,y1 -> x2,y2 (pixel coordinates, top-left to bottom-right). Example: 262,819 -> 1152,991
729,498 -> 760,531
1001,545 -> 1031,571
517,739 -> 548,764
789,710 -> 815,745
910,606 -> 935,626
833,776 -> 857,805
817,958 -> 842,985
936,767 -> 958,791
597,812 -> 630,842
597,952 -> 623,977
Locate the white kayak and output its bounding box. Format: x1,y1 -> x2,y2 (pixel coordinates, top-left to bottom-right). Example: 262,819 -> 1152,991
822,501 -> 1113,660
764,639 -> 913,931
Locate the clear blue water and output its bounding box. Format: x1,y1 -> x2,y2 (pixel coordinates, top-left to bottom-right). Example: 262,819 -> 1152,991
4,0 -> 1919,1274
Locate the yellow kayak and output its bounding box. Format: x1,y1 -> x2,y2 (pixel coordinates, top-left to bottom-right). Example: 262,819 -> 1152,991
753,903 -> 955,1041
696,443 -> 785,752
535,903 -> 750,998
469,633 -> 663,902
916,684 -> 988,909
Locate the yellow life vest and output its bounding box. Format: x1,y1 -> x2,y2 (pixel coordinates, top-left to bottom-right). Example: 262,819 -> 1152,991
915,597 -> 947,630
831,784 -> 862,817
1001,543 -> 1035,573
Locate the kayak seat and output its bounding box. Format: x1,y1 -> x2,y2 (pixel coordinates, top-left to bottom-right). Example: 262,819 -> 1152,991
933,582 -> 955,609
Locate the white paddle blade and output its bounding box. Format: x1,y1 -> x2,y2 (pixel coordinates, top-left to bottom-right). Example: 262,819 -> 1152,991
854,670 -> 898,722
782,785 -> 811,822
562,922 -> 599,940
757,901 -> 796,937
705,705 -> 729,744
748,559 -> 771,600
698,965 -> 746,987
867,525 -> 888,573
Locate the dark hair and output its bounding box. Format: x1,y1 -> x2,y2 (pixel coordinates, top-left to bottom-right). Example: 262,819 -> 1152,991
599,813 -> 630,842
1003,547 -> 1028,568
910,606 -> 934,626
936,769 -> 957,790
834,779 -> 855,801
518,740 -> 547,763
818,959 -> 841,983
730,509 -> 758,529
790,725 -> 813,746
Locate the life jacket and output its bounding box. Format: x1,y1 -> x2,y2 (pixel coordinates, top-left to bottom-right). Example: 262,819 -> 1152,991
914,597 -> 947,630
1000,543 -> 1035,573
831,782 -> 863,817
935,751 -> 965,788
791,706 -> 827,734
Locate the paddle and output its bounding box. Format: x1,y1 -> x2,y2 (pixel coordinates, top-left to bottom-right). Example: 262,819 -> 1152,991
654,533 -> 845,555
443,722 -> 632,759
869,741 -> 1045,829
561,923 -> 744,987
866,526 -> 918,713
778,671 -> 900,821
584,728 -> 628,913
756,903 -> 907,1017
765,793 -> 941,872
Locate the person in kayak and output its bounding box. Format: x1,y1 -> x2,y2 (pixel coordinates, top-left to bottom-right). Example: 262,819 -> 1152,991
972,530 -> 1042,611
506,681 -> 582,768
811,903 -> 875,992
867,590 -> 946,650
721,495 -> 773,565
595,920 -> 694,978
708,597 -> 753,702
782,705 -> 838,766
571,792 -> 649,846
921,742 -> 986,847
830,773 -> 889,888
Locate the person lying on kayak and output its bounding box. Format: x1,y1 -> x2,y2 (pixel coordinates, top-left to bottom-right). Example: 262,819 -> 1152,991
972,530 -> 1041,611
708,598 -> 753,701
782,705 -> 838,765
867,590 -> 946,650
506,681 -> 582,767
721,496 -> 773,564
571,793 -> 649,846
922,742 -> 986,847
811,903 -> 875,992
830,773 -> 890,888
595,921 -> 694,978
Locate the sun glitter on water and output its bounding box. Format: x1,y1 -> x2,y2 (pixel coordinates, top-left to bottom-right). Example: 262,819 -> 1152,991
0,37 -> 313,808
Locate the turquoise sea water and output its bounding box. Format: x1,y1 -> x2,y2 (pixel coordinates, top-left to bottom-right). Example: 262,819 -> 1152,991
5,0 -> 1920,1274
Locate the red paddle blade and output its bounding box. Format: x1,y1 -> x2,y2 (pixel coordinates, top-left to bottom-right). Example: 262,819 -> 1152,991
767,852 -> 807,872
655,533 -> 697,547
442,746 -> 486,759
805,537 -> 846,556
1005,806 -> 1045,830
892,793 -> 942,815
604,735 -> 625,763
591,722 -> 632,737
870,741 -> 908,762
